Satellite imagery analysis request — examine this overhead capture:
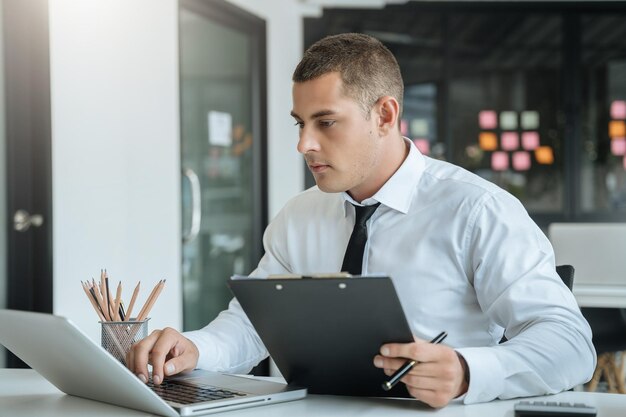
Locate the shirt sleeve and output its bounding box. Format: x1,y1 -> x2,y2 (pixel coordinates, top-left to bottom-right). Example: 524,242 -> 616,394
183,208 -> 292,373
456,191 -> 596,404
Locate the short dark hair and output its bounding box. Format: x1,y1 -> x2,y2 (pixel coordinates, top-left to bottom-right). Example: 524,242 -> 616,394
292,33 -> 404,119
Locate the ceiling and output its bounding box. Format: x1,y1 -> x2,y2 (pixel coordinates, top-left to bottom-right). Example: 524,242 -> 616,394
303,1 -> 626,84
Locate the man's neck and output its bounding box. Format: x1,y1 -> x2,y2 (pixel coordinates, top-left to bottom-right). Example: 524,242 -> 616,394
348,135 -> 409,203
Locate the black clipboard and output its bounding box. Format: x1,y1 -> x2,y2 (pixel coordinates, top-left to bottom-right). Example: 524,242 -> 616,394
228,276 -> 414,397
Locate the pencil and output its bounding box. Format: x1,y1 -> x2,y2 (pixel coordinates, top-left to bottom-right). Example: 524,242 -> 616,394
135,280 -> 161,321
97,283 -> 111,320
91,279 -> 108,320
88,285 -> 106,319
86,280 -> 105,319
81,281 -> 106,321
137,280 -> 165,321
100,270 -> 109,321
119,300 -> 126,321
105,272 -> 114,321
112,281 -> 122,321
96,281 -> 109,320
381,331 -> 448,391
124,281 -> 141,321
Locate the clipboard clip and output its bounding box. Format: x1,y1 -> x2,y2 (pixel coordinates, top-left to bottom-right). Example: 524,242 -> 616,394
268,272 -> 353,279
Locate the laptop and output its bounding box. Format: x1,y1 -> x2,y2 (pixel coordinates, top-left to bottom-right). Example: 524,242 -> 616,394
0,309 -> 306,416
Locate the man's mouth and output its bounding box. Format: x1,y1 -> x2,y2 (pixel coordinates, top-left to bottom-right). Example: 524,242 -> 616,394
308,163 -> 330,173
307,159 -> 332,173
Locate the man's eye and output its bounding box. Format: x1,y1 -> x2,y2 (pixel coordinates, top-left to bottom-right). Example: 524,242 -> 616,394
294,121 -> 304,128
319,120 -> 336,128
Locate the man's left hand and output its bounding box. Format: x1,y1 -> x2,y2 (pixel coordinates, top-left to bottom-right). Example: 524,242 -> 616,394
373,337 -> 469,408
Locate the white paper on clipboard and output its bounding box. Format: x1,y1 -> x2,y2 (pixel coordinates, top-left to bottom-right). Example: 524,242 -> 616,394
207,111 -> 232,146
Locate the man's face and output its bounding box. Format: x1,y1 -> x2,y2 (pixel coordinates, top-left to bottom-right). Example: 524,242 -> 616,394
291,72 -> 383,200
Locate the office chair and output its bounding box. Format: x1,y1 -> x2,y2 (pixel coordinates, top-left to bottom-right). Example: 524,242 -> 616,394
555,264 -> 626,393
556,264 -> 574,290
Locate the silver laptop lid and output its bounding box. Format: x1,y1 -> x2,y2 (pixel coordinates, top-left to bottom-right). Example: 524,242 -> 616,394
0,309 -> 179,417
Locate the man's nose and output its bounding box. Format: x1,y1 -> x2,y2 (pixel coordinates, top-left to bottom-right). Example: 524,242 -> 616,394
297,128 -> 320,154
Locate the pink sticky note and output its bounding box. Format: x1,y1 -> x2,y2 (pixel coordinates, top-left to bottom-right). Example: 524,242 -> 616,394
611,100 -> 626,120
611,138 -> 626,156
491,151 -> 509,171
522,131 -> 540,150
479,110 -> 498,129
401,119 -> 409,136
413,138 -> 430,155
512,151 -> 531,171
501,132 -> 519,151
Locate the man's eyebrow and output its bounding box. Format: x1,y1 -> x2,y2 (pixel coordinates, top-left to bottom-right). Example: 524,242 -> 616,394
290,109 -> 338,120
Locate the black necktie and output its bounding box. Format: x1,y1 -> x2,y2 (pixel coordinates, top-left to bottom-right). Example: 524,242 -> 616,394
341,203 -> 381,275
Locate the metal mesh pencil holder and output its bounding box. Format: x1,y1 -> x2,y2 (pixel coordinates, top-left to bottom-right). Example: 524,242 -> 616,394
100,318 -> 150,365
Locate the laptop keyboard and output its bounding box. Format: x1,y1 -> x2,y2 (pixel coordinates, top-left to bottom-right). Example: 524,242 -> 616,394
148,380 -> 246,405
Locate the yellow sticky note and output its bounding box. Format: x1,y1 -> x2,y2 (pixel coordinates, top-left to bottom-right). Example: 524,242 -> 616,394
609,120 -> 626,138
479,132 -> 498,151
535,146 -> 554,165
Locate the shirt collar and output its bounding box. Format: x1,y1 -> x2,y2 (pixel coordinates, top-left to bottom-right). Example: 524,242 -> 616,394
341,138 -> 426,216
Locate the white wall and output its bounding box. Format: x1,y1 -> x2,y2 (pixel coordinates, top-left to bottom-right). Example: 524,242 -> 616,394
226,0 -> 307,218
49,0 -> 182,343
47,0 -> 311,345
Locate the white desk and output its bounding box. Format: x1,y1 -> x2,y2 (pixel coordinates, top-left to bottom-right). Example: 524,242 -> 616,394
573,285 -> 626,308
2,369 -> 626,417
550,223 -> 626,308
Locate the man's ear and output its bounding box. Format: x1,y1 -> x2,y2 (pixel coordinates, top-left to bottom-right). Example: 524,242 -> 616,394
375,96 -> 400,136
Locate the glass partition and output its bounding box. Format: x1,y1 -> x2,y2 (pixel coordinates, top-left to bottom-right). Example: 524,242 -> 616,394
580,14 -> 626,214
448,14 -> 563,212
305,2 -> 626,225
179,2 -> 266,332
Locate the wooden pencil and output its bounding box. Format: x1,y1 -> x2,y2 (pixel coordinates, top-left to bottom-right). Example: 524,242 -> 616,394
135,280 -> 161,321
105,270 -> 114,321
137,280 -> 163,321
88,285 -> 106,320
91,280 -> 109,320
81,281 -> 106,321
97,283 -> 111,320
124,281 -> 141,321
137,280 -> 165,321
100,269 -> 109,321
112,281 -> 122,321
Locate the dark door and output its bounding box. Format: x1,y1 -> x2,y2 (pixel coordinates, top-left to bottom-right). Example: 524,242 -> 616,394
1,0 -> 53,368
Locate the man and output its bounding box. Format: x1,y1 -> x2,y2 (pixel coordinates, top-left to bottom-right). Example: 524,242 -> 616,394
128,33 -> 595,408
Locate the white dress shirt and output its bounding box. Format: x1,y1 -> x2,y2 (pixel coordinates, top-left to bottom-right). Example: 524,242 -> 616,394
184,140 -> 596,404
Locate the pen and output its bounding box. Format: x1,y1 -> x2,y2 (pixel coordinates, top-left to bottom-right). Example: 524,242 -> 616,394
381,331 -> 448,391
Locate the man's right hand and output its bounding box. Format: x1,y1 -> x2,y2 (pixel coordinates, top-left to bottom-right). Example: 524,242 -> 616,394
127,327 -> 199,385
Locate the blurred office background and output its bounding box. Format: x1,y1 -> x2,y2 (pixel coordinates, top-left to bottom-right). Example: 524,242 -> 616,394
304,2 -> 626,228
0,0 -> 625,387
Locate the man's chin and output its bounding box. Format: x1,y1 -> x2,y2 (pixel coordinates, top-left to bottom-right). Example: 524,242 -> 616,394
314,181 -> 347,194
